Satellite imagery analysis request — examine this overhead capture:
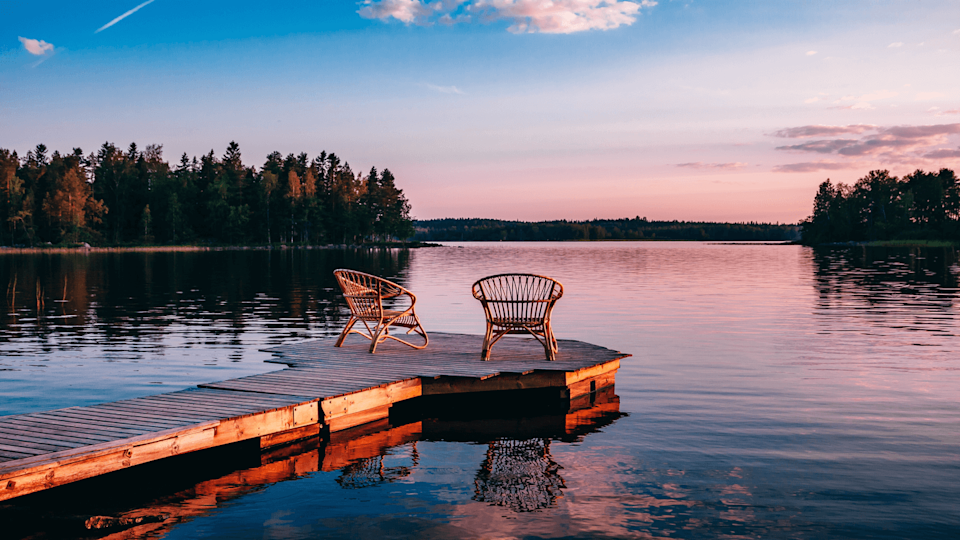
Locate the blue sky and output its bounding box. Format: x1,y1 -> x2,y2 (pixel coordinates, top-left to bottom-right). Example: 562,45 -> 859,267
3,1 -> 959,221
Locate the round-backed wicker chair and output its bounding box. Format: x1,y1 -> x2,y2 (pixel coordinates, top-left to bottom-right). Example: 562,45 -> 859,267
333,269 -> 428,353
471,273 -> 564,361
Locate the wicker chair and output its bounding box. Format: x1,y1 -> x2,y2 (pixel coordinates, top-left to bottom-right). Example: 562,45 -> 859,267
471,273 -> 564,361
333,269 -> 428,353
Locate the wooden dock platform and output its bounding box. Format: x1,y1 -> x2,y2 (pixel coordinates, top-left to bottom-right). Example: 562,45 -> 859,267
0,332 -> 628,502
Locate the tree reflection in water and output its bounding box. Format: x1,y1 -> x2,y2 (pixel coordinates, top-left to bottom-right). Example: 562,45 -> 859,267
473,438 -> 565,512
336,442 -> 420,489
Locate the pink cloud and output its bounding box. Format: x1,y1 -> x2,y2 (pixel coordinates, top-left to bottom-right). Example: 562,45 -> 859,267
772,123 -> 960,166
358,0 -> 654,33
773,161 -> 856,173
771,125 -> 875,138
676,162 -> 747,170
924,148 -> 960,159
776,139 -> 859,154
18,36 -> 53,56
358,0 -> 436,23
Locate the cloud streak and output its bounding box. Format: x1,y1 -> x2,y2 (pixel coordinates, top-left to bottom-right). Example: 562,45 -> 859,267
676,162 -> 747,170
773,161 -> 855,173
771,125 -> 875,138
425,83 -> 465,94
772,123 -> 960,169
96,0 -> 156,34
18,36 -> 54,56
359,0 -> 655,33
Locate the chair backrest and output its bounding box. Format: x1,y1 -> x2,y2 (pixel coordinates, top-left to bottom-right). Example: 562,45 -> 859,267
334,269 -> 391,319
472,273 -> 563,322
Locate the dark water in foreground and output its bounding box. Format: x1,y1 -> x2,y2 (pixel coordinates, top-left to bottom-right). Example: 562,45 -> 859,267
2,243 -> 959,539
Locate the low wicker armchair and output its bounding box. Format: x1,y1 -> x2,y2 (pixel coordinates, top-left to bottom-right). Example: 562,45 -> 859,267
333,269 -> 428,353
471,273 -> 564,361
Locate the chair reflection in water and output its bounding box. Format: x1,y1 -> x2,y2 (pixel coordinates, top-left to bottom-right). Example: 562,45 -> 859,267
333,269 -> 428,353
337,443 -> 420,489
472,273 -> 564,361
473,438 -> 565,512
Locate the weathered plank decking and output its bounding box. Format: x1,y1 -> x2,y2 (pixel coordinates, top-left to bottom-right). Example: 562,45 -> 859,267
0,332 -> 628,501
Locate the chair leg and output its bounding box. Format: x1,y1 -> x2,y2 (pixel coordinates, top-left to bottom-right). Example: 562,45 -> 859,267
481,323 -> 493,361
335,317 -> 358,347
544,323 -> 558,361
369,324 -> 385,354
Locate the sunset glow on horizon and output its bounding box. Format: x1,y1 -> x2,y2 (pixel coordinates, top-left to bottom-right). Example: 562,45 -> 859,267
3,0 -> 959,223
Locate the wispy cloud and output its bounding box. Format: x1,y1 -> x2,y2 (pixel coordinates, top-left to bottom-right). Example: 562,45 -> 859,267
18,36 -> 54,56
924,148 -> 960,159
772,123 -> 960,166
425,83 -> 465,94
96,0 -> 156,34
821,90 -> 897,111
888,42 -> 903,48
806,50 -> 817,56
773,161 -> 855,173
772,125 -> 875,138
359,0 -> 656,34
676,162 -> 747,170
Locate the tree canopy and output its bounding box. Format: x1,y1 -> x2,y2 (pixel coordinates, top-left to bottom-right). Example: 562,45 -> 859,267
801,168 -> 960,244
0,142 -> 415,246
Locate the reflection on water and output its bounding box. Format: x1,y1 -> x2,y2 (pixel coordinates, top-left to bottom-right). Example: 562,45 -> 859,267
0,249 -> 412,415
2,243 -> 960,538
474,438 -> 564,512
337,444 -> 418,489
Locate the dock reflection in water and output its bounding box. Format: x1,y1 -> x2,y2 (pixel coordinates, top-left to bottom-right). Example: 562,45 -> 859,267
2,387 -> 625,539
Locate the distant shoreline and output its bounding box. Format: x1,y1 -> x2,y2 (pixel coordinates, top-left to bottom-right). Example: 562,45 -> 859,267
0,242 -> 441,254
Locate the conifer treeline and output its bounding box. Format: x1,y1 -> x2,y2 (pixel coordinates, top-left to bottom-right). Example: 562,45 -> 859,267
415,218 -> 800,241
801,168 -> 960,244
0,142 -> 414,246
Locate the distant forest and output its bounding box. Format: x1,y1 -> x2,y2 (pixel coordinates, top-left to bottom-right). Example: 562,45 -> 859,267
801,168 -> 960,244
415,218 -> 800,242
0,142 -> 414,247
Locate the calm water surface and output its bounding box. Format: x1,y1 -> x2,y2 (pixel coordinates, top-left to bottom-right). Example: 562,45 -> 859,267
2,243 -> 959,538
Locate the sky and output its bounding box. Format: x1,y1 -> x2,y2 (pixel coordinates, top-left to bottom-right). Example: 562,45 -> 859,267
2,0 -> 960,223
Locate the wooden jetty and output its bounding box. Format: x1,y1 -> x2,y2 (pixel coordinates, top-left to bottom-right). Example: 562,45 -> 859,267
0,332 -> 628,502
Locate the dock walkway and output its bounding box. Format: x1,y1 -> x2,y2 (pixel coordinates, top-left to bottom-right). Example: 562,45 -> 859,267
0,332 -> 628,501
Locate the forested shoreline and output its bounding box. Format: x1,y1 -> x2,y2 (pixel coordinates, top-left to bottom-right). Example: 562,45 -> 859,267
0,142 -> 414,247
415,218 -> 800,242
801,168 -> 960,245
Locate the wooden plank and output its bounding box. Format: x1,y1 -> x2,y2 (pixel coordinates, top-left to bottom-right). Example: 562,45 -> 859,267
0,431 -> 99,449
566,369 -> 617,399
89,403 -> 224,422
93,402 -> 256,422
0,443 -> 51,456
320,378 -> 421,421
0,425 -> 113,445
34,410 -> 192,431
0,418 -> 138,442
259,424 -> 321,449
15,414 -> 158,437
326,405 -> 390,432
564,358 -> 621,386
55,405 -> 202,425
421,371 -> 567,395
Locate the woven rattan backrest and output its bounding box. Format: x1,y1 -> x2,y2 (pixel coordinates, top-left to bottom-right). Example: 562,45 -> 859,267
472,274 -> 563,322
334,269 -> 385,320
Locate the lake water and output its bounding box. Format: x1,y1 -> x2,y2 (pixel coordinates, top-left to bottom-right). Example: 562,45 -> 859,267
2,243 -> 959,539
